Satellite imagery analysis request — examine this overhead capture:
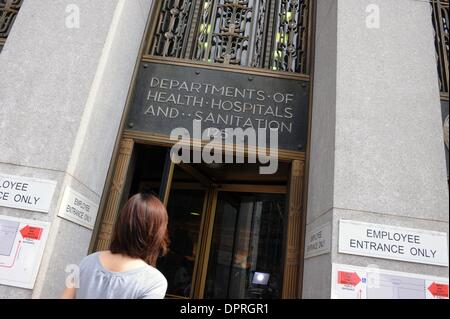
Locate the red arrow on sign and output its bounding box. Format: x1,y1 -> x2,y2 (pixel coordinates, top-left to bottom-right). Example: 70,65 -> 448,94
338,271 -> 361,286
428,282 -> 449,298
20,225 -> 43,240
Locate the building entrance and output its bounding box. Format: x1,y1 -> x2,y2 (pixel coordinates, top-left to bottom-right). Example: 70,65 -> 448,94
91,0 -> 313,300
93,142 -> 305,299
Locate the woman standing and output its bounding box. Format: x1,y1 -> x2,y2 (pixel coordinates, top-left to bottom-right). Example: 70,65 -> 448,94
61,193 -> 169,299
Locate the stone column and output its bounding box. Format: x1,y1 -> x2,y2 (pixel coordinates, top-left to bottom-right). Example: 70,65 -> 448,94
0,0 -> 153,298
303,0 -> 449,298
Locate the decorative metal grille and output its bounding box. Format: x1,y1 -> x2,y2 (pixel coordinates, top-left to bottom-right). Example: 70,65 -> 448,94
148,0 -> 311,74
0,0 -> 22,39
431,0 -> 449,96
150,0 -> 195,58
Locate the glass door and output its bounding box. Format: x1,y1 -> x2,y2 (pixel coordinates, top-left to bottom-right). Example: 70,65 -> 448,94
203,191 -> 286,299
157,165 -> 210,298
156,162 -> 292,299
158,187 -> 206,298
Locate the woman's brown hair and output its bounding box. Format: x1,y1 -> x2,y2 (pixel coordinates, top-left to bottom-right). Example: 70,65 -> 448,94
110,193 -> 169,266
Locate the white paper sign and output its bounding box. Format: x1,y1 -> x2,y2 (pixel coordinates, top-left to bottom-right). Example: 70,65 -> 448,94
0,215 -> 50,289
57,187 -> 99,230
305,222 -> 331,258
339,219 -> 448,266
332,263 -> 449,299
0,174 -> 57,213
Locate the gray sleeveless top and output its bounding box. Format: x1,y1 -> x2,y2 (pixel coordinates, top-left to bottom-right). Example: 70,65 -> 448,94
76,252 -> 167,299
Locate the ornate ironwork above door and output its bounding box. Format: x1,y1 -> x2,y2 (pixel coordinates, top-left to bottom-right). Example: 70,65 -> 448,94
147,0 -> 312,75
431,0 -> 449,97
0,0 -> 22,39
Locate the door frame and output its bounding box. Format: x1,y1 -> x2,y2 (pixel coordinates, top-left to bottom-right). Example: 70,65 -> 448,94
91,137 -> 305,298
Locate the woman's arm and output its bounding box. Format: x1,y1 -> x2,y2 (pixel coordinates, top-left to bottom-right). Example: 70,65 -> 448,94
60,287 -> 76,299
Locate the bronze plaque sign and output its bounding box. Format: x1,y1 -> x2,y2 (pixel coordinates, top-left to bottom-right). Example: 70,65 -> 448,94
127,61 -> 309,152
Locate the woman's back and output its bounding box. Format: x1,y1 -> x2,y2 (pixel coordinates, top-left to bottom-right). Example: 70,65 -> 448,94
76,251 -> 167,299
61,193 -> 169,299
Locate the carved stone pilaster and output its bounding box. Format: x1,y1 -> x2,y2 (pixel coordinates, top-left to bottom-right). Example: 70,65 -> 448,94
95,138 -> 134,251
282,159 -> 304,298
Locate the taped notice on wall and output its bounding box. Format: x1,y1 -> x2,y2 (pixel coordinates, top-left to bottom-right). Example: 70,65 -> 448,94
0,215 -> 50,289
331,263 -> 448,299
